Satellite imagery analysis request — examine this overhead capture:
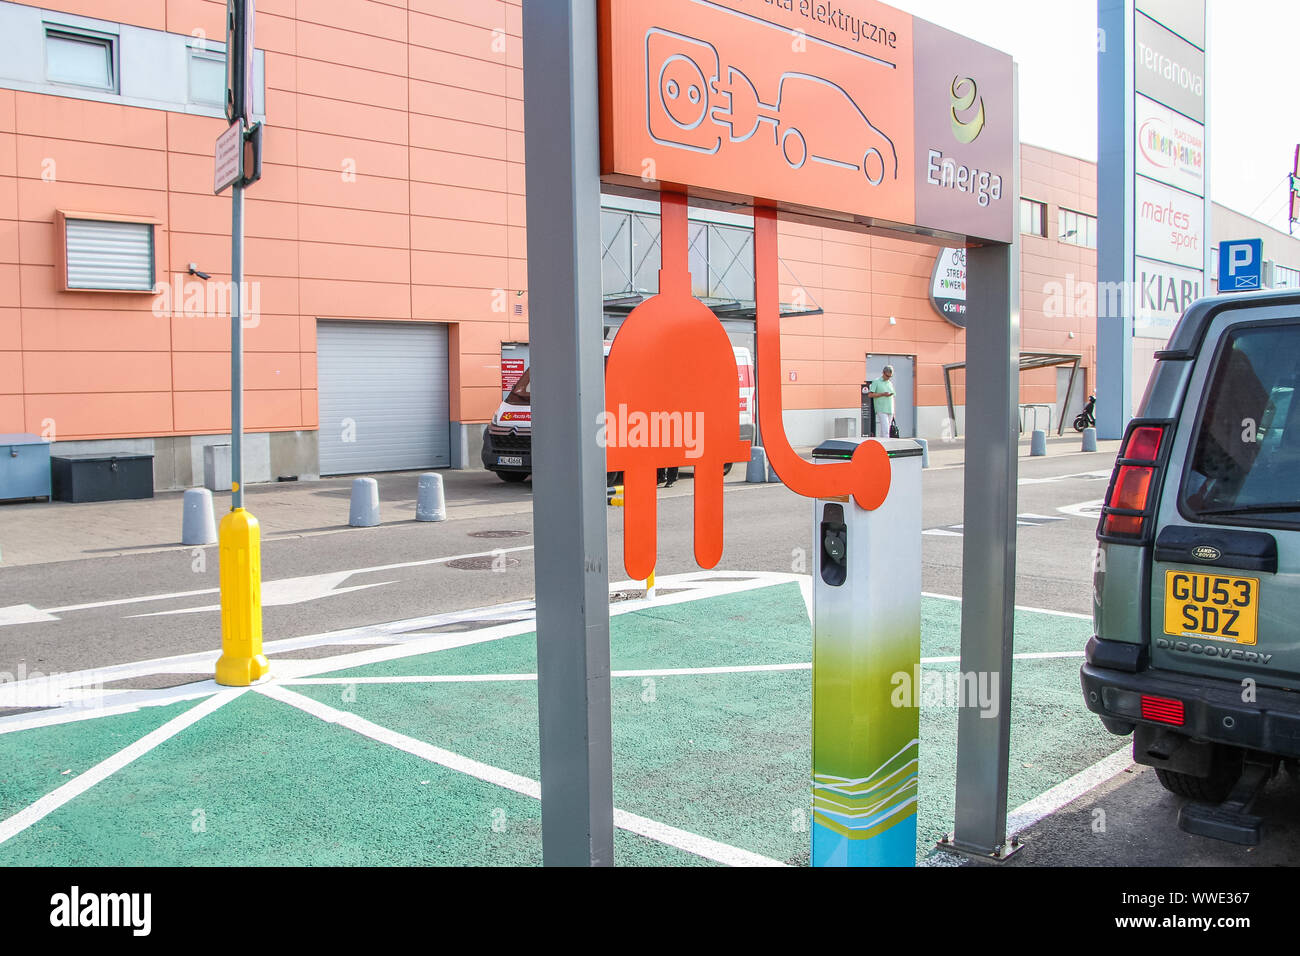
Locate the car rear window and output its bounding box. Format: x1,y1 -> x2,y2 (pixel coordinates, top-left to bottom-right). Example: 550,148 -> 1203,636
1181,322 -> 1300,527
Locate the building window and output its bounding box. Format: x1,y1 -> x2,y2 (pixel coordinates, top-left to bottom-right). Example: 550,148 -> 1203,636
1274,264 -> 1300,290
1019,198 -> 1046,237
1058,208 -> 1097,248
188,49 -> 225,106
57,211 -> 157,292
45,27 -> 116,91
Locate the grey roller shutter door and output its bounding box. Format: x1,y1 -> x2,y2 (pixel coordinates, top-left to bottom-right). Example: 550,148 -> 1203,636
317,321 -> 450,475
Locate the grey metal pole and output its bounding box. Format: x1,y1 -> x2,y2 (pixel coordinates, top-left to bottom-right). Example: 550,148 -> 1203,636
948,66 -> 1021,859
522,0 -> 615,867
1096,0 -> 1135,439
231,165 -> 245,510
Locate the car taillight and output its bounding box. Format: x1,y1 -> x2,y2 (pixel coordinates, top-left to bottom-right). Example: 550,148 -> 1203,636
1100,423 -> 1167,539
1140,694 -> 1185,725
1126,426 -> 1164,461
1105,465 -> 1155,534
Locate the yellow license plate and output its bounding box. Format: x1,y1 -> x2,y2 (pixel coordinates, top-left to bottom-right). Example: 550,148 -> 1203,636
1164,571 -> 1259,645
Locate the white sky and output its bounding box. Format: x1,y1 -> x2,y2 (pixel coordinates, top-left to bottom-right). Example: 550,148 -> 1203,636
892,0 -> 1298,231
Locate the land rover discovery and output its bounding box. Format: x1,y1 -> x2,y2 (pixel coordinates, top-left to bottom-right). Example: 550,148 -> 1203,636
1081,289 -> 1300,839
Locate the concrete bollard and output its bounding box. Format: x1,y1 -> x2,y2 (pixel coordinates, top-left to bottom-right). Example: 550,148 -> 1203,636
915,437 -> 929,469
416,472 -> 446,521
1082,427 -> 1098,453
349,477 -> 381,527
181,487 -> 217,545
746,446 -> 769,483
1030,429 -> 1047,457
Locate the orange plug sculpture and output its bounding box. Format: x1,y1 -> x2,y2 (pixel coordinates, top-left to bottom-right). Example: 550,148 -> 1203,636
604,191 -> 751,579
604,190 -> 891,581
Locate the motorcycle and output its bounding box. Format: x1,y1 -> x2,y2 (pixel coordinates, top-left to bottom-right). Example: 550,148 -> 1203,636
1073,394 -> 1097,432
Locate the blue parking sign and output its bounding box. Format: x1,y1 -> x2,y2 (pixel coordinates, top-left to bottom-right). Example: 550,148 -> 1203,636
1219,239 -> 1263,292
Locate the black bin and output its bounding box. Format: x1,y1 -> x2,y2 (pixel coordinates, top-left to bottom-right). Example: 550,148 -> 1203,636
51,454 -> 155,502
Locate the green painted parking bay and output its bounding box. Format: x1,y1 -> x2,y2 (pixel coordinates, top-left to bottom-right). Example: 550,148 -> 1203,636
0,579 -> 1113,866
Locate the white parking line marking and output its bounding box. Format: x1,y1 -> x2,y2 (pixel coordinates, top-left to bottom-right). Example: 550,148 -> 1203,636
0,688 -> 248,846
258,683 -> 786,867
921,745 -> 1134,866
1005,746 -> 1134,836
282,654 -> 1083,686
0,573 -> 806,731
921,591 -> 1091,621
1018,469 -> 1112,486
283,662 -> 815,685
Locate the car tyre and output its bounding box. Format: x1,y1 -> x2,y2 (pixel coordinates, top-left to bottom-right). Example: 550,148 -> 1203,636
1153,746 -> 1244,803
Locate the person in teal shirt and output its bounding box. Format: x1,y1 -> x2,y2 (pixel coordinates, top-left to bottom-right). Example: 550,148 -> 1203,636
867,365 -> 896,438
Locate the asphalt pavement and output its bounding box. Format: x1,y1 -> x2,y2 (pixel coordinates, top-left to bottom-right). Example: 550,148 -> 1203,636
0,443 -> 1114,675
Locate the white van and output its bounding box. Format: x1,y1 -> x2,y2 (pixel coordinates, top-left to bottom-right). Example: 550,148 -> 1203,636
482,344 -> 755,482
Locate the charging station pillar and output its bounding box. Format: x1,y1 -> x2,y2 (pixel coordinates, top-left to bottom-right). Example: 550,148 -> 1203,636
810,437 -> 923,866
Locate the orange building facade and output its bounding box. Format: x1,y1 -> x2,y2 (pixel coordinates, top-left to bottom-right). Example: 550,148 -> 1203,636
0,0 -> 1100,490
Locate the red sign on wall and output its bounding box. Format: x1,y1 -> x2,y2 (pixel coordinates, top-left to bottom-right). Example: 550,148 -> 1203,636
501,358 -> 525,394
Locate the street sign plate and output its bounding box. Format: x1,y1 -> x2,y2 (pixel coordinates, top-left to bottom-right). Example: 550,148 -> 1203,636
1219,239 -> 1263,292
214,121 -> 243,194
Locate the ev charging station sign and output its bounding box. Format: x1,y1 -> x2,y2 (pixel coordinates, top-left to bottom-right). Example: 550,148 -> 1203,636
522,0 -> 1021,869
598,0 -> 1015,243
585,0 -> 1017,868
1219,239 -> 1263,292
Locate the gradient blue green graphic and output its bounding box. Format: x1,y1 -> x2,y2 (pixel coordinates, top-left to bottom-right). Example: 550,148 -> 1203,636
811,450 -> 922,866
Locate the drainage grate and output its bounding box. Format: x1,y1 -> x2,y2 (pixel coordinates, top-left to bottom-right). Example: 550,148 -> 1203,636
467,530 -> 531,539
446,555 -> 521,571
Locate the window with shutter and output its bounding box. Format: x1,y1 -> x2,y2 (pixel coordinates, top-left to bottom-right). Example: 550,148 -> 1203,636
57,212 -> 158,292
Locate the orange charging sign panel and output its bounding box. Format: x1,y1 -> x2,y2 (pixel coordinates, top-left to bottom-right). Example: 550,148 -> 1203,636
599,0 -> 1014,244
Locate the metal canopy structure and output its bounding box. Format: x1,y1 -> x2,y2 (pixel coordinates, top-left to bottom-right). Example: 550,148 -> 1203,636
601,292 -> 822,321
943,352 -> 1082,437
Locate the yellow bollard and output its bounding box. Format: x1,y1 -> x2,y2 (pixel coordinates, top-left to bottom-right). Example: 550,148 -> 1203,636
214,507 -> 269,686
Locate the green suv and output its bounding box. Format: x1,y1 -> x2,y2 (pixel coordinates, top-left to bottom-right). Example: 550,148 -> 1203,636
1081,289 -> 1300,842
